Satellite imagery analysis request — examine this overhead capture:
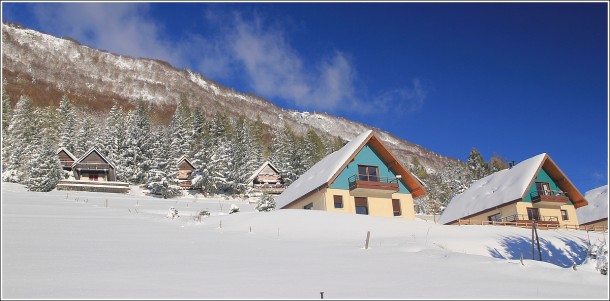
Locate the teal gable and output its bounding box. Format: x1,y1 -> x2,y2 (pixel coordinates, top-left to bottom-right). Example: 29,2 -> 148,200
523,168 -> 573,204
329,145 -> 411,194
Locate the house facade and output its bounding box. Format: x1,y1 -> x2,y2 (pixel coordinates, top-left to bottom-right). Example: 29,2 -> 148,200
247,161 -> 285,194
276,130 -> 426,219
56,147 -> 77,177
438,153 -> 588,228
176,155 -> 195,189
72,147 -> 117,181
577,185 -> 608,230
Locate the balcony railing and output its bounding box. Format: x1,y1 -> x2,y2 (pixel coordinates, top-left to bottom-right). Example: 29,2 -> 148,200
498,214 -> 559,223
530,190 -> 569,206
348,174 -> 399,191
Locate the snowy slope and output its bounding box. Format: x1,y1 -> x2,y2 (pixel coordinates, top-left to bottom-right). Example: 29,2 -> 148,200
2,182 -> 607,299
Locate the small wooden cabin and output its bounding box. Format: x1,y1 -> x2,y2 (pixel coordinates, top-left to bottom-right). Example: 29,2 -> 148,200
176,155 -> 195,189
247,161 -> 285,194
57,147 -> 77,173
71,147 -> 117,181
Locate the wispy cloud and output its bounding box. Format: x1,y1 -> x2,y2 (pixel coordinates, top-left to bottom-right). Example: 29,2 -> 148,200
26,3 -> 426,115
31,3 -> 183,67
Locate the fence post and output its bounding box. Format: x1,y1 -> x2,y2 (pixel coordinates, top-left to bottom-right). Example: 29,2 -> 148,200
364,231 -> 371,249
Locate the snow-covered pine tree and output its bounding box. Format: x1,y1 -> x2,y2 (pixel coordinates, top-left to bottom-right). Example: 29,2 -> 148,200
225,117 -> 261,194
123,100 -> 154,184
189,108 -> 206,159
2,96 -> 37,183
169,98 -> 193,160
26,137 -> 63,192
74,117 -> 97,157
302,129 -> 325,171
270,125 -> 299,185
256,192 -> 276,212
57,95 -> 77,154
467,147 -> 489,180
2,83 -> 12,170
196,112 -> 230,194
146,127 -> 181,198
102,104 -> 129,181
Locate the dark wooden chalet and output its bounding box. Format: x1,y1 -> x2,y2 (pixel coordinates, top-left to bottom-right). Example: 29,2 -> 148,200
247,161 -> 285,194
56,147 -> 77,173
71,147 -> 117,182
176,155 -> 195,189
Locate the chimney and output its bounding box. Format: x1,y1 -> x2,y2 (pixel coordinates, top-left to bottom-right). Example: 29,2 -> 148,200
509,161 -> 516,169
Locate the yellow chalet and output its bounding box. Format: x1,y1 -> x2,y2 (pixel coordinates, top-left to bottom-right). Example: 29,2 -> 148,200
438,153 -> 588,228
276,130 -> 426,219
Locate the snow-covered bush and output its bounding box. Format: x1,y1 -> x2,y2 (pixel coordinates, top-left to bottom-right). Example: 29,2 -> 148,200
229,204 -> 240,214
166,207 -> 179,219
588,238 -> 608,275
256,193 -> 275,212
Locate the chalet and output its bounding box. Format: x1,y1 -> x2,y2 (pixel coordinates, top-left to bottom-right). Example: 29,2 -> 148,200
176,155 -> 195,189
56,147 -> 77,176
438,153 -> 588,229
276,130 -> 426,219
56,147 -> 129,193
577,185 -> 608,231
247,161 -> 285,194
72,147 -> 117,181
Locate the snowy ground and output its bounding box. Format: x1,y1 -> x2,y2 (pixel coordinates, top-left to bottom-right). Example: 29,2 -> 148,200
2,182 -> 608,299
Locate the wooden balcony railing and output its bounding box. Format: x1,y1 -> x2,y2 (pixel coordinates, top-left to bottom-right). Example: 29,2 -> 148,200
530,190 -> 569,206
348,174 -> 399,191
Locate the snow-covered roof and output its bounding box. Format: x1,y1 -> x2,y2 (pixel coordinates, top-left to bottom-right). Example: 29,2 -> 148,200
276,130 -> 426,209
577,185 -> 608,225
56,147 -> 77,161
247,161 -> 281,184
71,147 -> 116,169
276,130 -> 373,209
438,153 -> 587,225
176,155 -> 194,169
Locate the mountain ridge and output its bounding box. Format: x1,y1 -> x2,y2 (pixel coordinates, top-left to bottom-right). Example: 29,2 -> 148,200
1,22 -> 460,174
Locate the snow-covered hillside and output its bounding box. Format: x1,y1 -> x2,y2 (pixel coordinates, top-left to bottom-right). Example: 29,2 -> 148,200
1,22 -> 456,174
2,182 -> 607,299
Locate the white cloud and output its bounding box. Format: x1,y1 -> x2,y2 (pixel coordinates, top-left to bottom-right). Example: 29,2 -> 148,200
31,3 -> 183,67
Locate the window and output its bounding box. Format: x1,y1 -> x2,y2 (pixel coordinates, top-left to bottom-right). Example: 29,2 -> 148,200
355,197 -> 368,215
561,210 -> 569,221
488,213 -> 501,222
535,182 -> 551,196
392,199 -> 401,216
303,203 -> 313,210
333,195 -> 343,209
358,165 -> 379,182
527,208 -> 540,221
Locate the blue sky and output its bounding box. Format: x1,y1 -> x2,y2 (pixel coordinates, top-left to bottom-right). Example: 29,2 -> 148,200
2,2 -> 608,193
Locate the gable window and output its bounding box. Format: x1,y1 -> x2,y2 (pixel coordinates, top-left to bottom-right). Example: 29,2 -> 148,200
488,213 -> 501,222
333,195 -> 344,209
303,203 -> 313,210
358,165 -> 379,182
355,197 -> 368,215
392,199 -> 401,216
561,210 -> 569,221
535,182 -> 551,196
527,208 -> 540,221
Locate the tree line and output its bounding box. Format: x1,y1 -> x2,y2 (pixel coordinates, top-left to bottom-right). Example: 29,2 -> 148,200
1,91 -> 344,196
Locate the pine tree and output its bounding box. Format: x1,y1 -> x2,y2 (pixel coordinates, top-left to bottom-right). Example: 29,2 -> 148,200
146,127 -> 181,198
123,100 -> 153,184
270,125 -> 299,185
303,129 -> 325,170
169,97 -> 193,160
57,95 -> 77,154
2,84 -> 12,170
74,118 -> 97,157
2,96 -> 37,183
256,192 -> 276,212
410,157 -> 428,179
467,147 -> 489,180
102,104 -> 128,181
26,137 -> 63,192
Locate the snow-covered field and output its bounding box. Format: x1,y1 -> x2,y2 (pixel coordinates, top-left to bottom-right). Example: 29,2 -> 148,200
2,182 -> 608,299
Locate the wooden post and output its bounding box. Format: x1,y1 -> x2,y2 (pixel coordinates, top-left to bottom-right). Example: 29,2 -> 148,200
364,231 -> 371,249
250,226 -> 252,233
320,292 -> 324,299
531,220 -> 535,260
219,220 -> 222,229
105,199 -> 108,208
534,221 -> 542,261
277,227 -> 280,239
520,252 -> 524,266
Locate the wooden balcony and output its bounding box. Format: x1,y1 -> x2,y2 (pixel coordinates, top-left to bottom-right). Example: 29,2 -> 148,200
348,174 -> 399,197
530,190 -> 569,207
